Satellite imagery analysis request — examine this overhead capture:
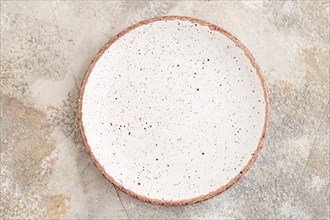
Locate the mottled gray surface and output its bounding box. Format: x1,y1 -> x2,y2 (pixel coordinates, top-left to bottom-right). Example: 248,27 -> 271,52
0,1 -> 329,219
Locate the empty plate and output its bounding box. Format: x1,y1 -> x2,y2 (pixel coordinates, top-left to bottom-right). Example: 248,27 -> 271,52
78,16 -> 269,205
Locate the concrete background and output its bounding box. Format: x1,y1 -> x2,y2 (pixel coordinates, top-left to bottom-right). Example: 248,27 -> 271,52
1,1 -> 329,219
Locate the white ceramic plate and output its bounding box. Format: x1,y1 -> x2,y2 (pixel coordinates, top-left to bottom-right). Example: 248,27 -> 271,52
78,16 -> 269,205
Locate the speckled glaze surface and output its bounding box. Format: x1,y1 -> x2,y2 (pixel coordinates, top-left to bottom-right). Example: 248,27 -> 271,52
78,16 -> 269,205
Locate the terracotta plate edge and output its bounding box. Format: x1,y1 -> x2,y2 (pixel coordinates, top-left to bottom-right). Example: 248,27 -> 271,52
77,15 -> 270,206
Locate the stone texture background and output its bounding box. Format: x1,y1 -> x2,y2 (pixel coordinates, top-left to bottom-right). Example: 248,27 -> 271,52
0,1 -> 329,219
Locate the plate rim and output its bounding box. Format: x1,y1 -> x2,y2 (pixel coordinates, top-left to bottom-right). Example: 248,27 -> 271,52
77,15 -> 270,206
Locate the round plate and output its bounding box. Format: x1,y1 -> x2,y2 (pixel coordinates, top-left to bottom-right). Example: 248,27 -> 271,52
78,16 -> 269,206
